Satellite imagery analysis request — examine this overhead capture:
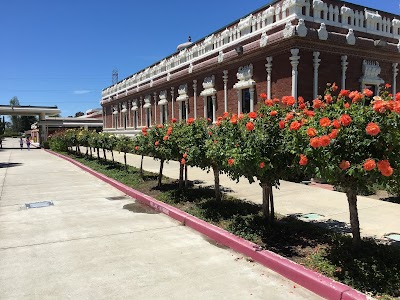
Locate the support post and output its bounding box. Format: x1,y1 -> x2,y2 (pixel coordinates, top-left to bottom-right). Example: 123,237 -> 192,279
313,51 -> 321,99
290,49 -> 300,103
341,55 -> 348,90
223,70 -> 228,112
265,57 -> 273,99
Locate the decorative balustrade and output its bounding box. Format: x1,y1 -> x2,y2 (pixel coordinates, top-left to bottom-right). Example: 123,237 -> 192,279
101,0 -> 400,99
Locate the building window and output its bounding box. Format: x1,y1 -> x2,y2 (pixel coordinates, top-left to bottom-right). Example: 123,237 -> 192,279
364,84 -> 377,105
133,111 -> 137,129
146,108 -> 151,127
115,115 -> 118,129
161,105 -> 167,124
242,88 -> 251,113
124,114 -> 127,129
181,102 -> 187,120
207,96 -> 213,121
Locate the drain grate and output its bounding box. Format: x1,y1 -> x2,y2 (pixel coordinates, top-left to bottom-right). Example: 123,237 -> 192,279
385,233 -> 400,242
106,196 -> 130,201
25,201 -> 54,209
299,213 -> 324,220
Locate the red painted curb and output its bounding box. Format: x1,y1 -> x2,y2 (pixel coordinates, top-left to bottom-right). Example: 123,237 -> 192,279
46,150 -> 368,300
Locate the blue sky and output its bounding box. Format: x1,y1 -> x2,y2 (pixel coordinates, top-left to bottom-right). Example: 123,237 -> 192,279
0,0 -> 398,117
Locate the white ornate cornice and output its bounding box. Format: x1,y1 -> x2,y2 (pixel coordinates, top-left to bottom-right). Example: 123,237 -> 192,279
176,84 -> 189,102
346,28 -> 356,45
143,95 -> 152,108
317,23 -> 328,40
158,90 -> 168,106
233,64 -> 256,89
283,22 -> 296,38
200,76 -> 217,97
260,32 -> 268,47
296,19 -> 307,37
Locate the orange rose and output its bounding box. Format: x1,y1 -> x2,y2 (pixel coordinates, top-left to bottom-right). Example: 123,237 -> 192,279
310,137 -> 320,148
298,96 -> 305,104
289,121 -> 302,131
286,96 -> 296,106
332,119 -> 341,129
381,167 -> 393,177
230,115 -> 238,124
228,158 -> 234,166
265,99 -> 274,106
378,160 -> 391,172
313,99 -> 324,109
319,135 -> 331,147
171,118 -> 177,123
339,90 -> 350,97
260,93 -> 267,99
163,135 -> 169,141
183,153 -> 188,158
319,117 -> 331,127
279,120 -> 286,129
270,111 -> 278,116
135,146 -> 139,151
366,122 -> 380,136
339,160 -> 350,170
248,111 -> 257,119
363,159 -> 376,171
340,114 -> 352,126
324,94 -> 333,103
299,154 -> 308,166
259,162 -> 265,168
307,128 -> 317,137
344,103 -> 350,109
181,158 -> 186,165
187,118 -> 195,124
363,89 -> 373,97
329,129 -> 339,139
246,122 -> 255,131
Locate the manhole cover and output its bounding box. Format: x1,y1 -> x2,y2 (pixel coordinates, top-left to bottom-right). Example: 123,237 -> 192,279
300,213 -> 324,220
385,233 -> 400,242
25,201 -> 54,209
106,196 -> 130,201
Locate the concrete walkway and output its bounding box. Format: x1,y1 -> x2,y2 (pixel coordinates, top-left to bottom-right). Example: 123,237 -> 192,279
79,145 -> 400,242
0,138 -> 320,300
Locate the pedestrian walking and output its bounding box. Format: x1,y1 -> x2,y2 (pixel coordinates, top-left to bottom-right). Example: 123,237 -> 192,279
20,137 -> 24,150
26,137 -> 31,151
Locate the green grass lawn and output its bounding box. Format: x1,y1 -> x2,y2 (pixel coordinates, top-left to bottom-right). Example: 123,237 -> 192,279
67,152 -> 400,299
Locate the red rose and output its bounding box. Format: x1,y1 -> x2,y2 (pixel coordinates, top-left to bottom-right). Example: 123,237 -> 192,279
228,158 -> 234,166
265,99 -> 274,106
260,93 -> 267,99
339,90 -> 350,97
259,162 -> 265,168
187,118 -> 195,124
310,137 -> 320,148
363,159 -> 376,171
363,89 -> 373,98
339,160 -> 350,170
279,120 -> 286,129
289,121 -> 302,131
319,135 -> 331,147
246,122 -> 255,131
319,117 -> 331,127
171,118 -> 177,123
248,111 -> 257,119
328,129 -> 339,139
299,154 -> 308,166
270,110 -> 278,116
307,128 -> 317,137
340,114 -> 352,126
366,122 -> 380,136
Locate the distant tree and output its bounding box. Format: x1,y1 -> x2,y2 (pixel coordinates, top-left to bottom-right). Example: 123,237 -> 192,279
9,96 -> 21,132
75,111 -> 84,117
20,116 -> 38,131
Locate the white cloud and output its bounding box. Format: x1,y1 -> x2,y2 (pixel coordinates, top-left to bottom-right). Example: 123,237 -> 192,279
73,90 -> 91,95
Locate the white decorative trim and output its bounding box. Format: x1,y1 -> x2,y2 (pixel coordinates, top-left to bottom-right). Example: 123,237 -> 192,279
233,64 -> 256,90
283,22 -> 296,38
392,63 -> 398,99
313,52 -> 321,99
167,72 -> 171,81
200,76 -> 217,97
223,70 -> 228,112
193,80 -> 198,119
188,63 -> 193,74
121,103 -> 127,114
260,32 -> 268,47
346,28 -> 356,45
143,96 -> 152,109
158,90 -> 168,106
397,40 -> 400,52
112,106 -> 118,115
218,51 -> 224,63
359,60 -> 384,87
150,79 -> 153,87
317,23 -> 328,40
296,19 -> 307,37
176,84 -> 189,102
131,100 -> 138,111
265,57 -> 273,99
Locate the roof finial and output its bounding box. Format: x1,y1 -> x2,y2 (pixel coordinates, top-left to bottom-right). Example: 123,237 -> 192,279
188,36 -> 191,42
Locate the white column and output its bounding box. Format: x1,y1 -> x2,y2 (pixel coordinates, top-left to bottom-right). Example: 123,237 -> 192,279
193,80 -> 197,119
223,70 -> 228,112
185,100 -> 189,119
237,90 -> 242,114
249,87 -> 255,112
290,49 -> 300,103
178,102 -> 182,121
265,57 -> 273,99
140,97 -> 143,127
341,55 -> 348,90
159,105 -> 163,123
39,113 -> 46,144
393,63 -> 398,98
128,102 -> 131,127
154,92 -> 157,124
212,95 -> 216,122
171,87 -> 175,119
103,108 -> 106,129
203,96 -> 207,118
313,51 -> 321,99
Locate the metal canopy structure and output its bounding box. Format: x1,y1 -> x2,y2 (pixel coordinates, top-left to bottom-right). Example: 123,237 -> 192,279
0,105 -> 61,116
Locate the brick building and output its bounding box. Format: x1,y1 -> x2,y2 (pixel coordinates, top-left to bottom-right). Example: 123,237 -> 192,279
101,0 -> 400,135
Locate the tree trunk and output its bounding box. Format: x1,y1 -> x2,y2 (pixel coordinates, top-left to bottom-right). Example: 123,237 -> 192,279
184,164 -> 188,188
96,148 -> 100,160
89,147 -> 92,158
346,188 -> 361,251
111,151 -> 115,163
140,155 -> 144,178
85,147 -> 88,156
212,165 -> 221,201
103,149 -> 107,161
158,159 -> 164,188
179,163 -> 184,189
261,183 -> 270,219
269,185 -> 275,223
124,153 -> 127,171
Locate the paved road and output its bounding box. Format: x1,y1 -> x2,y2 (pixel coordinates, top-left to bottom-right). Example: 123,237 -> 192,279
0,138 -> 320,300
78,143 -> 400,242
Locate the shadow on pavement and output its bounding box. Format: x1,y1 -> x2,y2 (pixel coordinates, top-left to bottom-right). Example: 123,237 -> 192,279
0,162 -> 23,168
